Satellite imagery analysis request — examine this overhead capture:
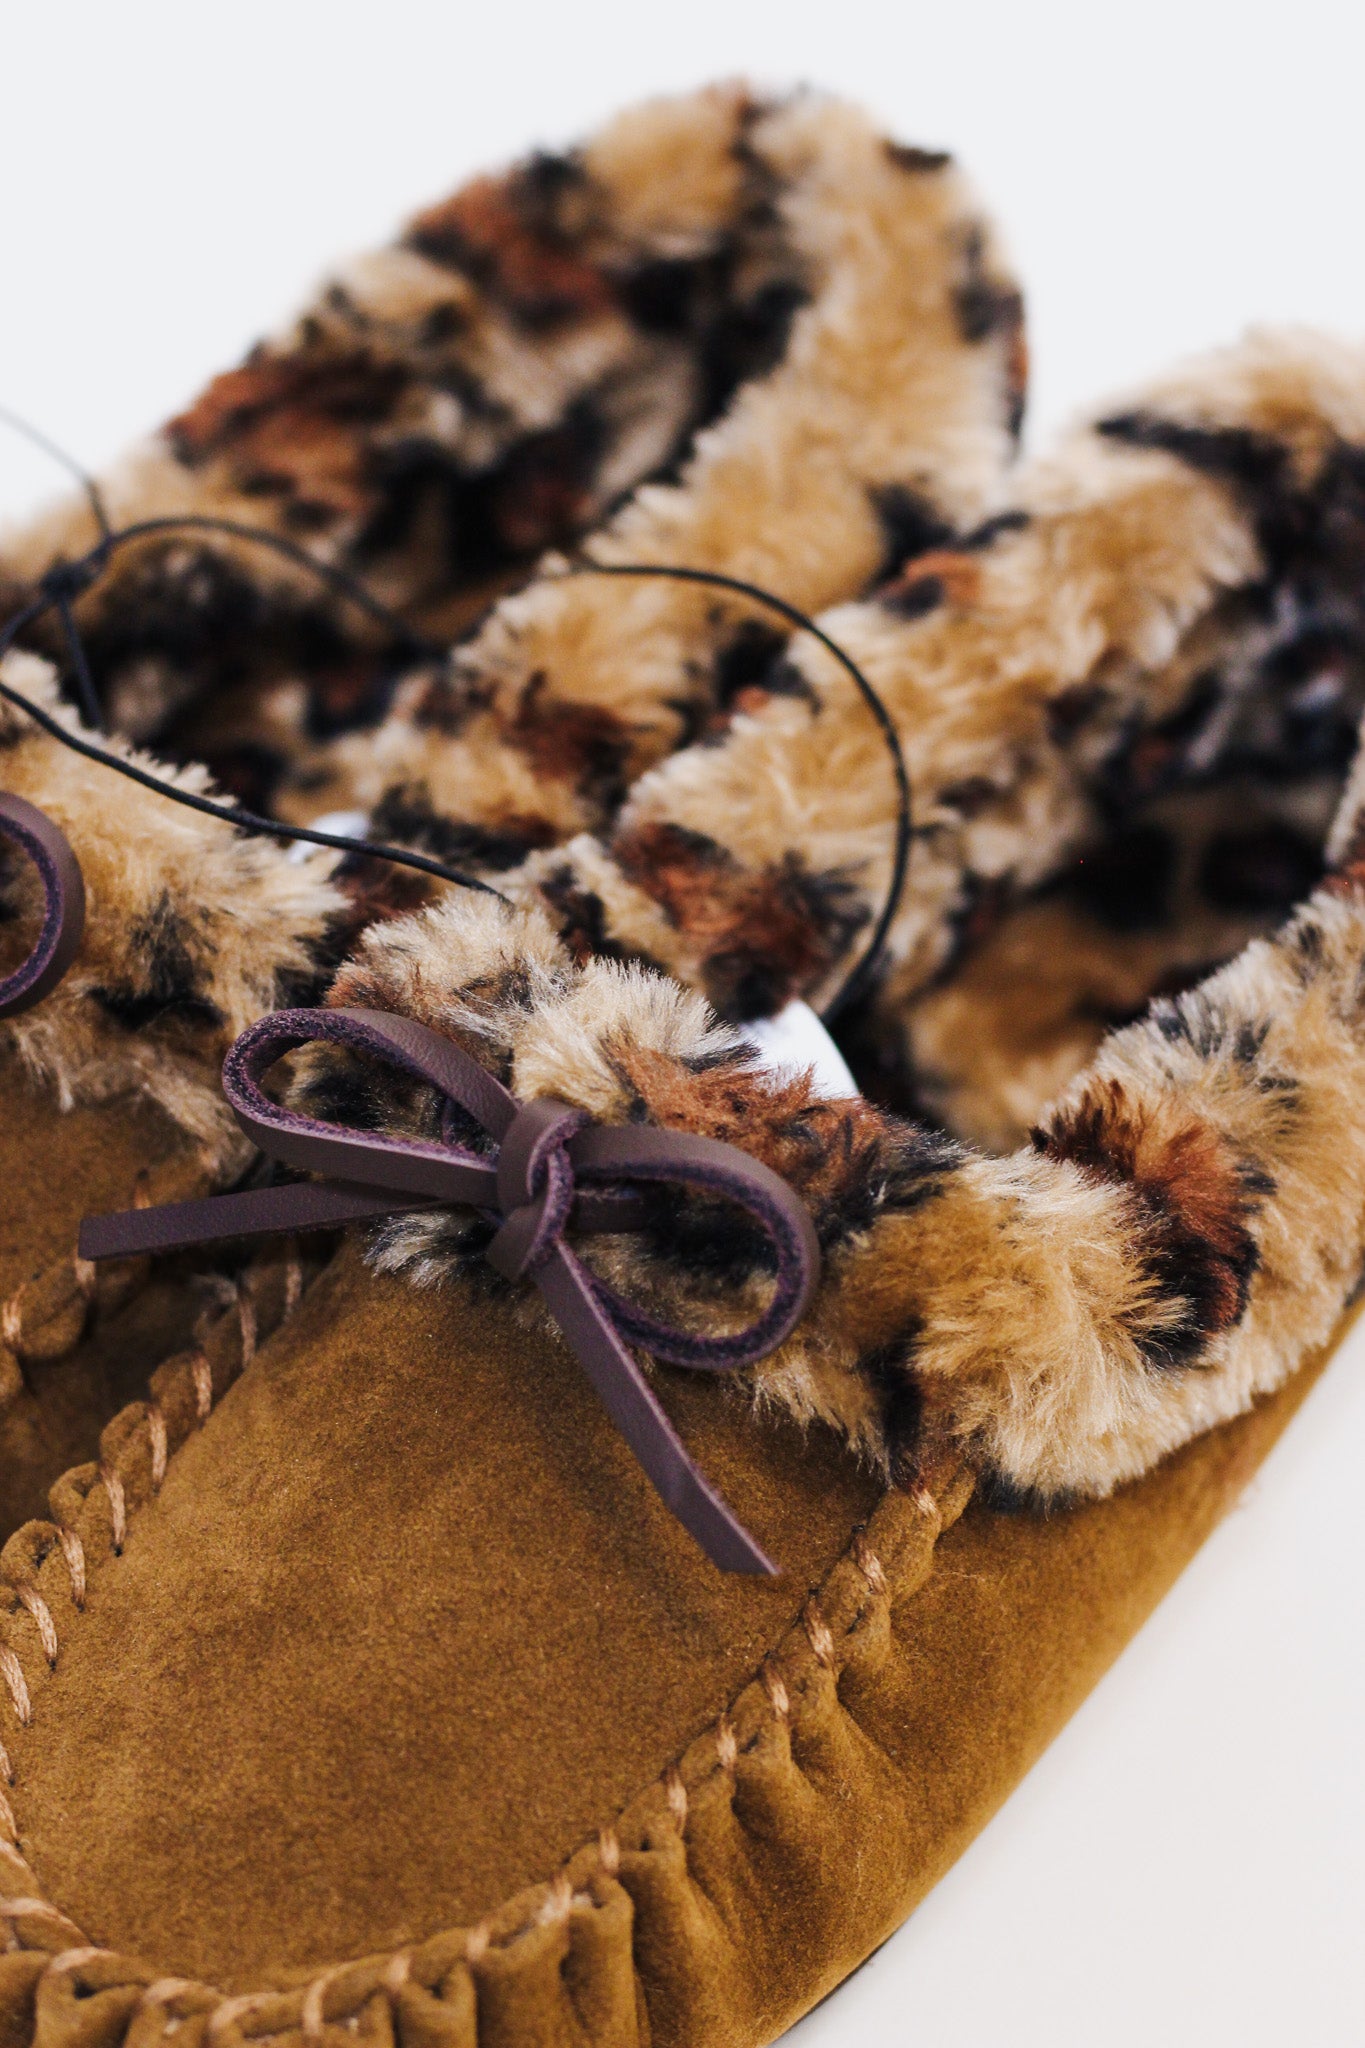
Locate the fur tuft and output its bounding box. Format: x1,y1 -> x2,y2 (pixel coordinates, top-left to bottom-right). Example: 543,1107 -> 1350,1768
0,654 -> 343,1167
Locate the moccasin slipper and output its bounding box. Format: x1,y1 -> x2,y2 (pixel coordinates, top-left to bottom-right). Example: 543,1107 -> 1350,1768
2,319 -> 1359,2039
0,85 -> 1020,1533
3,648 -> 1361,2048
7,100 -> 1360,2048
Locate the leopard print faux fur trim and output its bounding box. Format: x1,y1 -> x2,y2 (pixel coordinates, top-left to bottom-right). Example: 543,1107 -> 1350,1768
301,838 -> 1365,1504
0,654 -> 342,1164
294,891 -> 950,1469
481,329 -> 1365,1044
293,325 -> 1365,1503
1,86 -> 1020,856
0,83 -> 1018,1154
320,91 -> 1023,857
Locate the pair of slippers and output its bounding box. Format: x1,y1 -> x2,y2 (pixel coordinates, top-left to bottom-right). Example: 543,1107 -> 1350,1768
0,82 -> 1362,2046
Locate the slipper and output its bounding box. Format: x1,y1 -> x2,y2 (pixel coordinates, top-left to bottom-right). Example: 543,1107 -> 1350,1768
11,115 -> 1356,2048
1,326 -> 1355,2036
0,84 -> 1021,1537
1,770 -> 1356,2042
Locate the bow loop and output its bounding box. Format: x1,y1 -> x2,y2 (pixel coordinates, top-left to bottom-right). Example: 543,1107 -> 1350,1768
488,1099 -> 589,1281
81,1005 -> 823,1576
0,794 -> 85,1019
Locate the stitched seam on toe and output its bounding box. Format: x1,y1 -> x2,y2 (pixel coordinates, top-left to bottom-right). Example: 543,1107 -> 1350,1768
0,1252 -> 312,1857
0,1452 -> 968,2022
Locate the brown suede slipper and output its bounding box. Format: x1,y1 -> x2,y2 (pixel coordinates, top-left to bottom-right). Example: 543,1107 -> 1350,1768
0,902 -> 1352,2048
6,695 -> 1365,2038
0,84 -> 1023,1537
8,106 -> 1364,2048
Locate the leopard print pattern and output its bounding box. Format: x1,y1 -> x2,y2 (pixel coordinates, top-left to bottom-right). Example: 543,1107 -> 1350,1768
1,87 -> 1020,860
303,330 -> 1365,1503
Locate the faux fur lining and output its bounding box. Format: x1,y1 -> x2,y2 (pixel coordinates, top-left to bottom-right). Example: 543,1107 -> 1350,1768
5,126 -> 1364,1541
478,328 -> 1365,1028
0,655 -> 343,1167
0,87 -> 826,780
0,1301 -> 970,2043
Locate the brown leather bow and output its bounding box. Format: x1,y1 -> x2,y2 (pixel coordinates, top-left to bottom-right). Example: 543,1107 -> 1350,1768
0,794 -> 84,1018
80,1006 -> 823,1575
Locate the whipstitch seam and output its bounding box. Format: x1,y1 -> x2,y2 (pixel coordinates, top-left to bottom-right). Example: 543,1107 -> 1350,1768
0,1431 -> 964,2035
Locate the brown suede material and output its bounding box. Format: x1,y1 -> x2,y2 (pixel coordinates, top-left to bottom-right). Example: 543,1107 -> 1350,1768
1,1252 -> 1341,2047
0,1282 -> 203,1540
0,1050 -> 201,1538
0,1056 -> 188,1299
12,1241 -> 881,1985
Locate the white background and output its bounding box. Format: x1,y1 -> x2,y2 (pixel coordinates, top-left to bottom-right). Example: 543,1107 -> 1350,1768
3,5 -> 1364,2041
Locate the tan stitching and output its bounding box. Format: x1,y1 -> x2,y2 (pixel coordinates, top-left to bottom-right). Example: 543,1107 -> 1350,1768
663,1765 -> 688,1833
237,1290 -> 257,1370
207,1993 -> 269,2044
762,1666 -> 791,1721
45,1945 -> 112,1978
146,1403 -> 169,1492
0,1258 -> 321,1965
0,1476 -> 971,1996
1,1255 -> 98,1370
0,1262 -> 310,1810
0,1896 -> 83,1936
301,1963 -> 346,2039
283,1245 -> 303,1319
851,1530 -> 888,1594
57,1529 -> 85,1611
536,1873 -> 573,1926
17,1588 -> 57,1668
0,1266 -> 965,1994
0,1650 -> 32,1728
101,1466 -> 127,1552
380,1951 -> 411,1997
139,1978 -> 197,2015
596,1826 -> 620,1877
803,1607 -> 837,1668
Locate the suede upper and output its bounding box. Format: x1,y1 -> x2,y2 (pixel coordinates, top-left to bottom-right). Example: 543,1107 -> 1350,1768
0,82 -> 1360,2048
0,1251 -> 1337,2043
